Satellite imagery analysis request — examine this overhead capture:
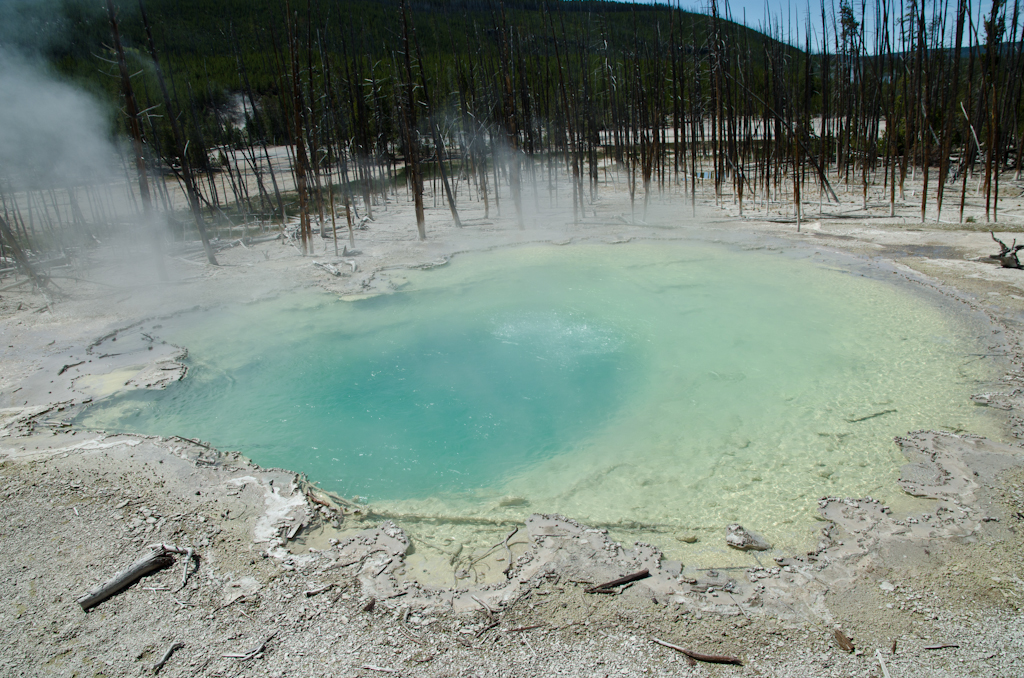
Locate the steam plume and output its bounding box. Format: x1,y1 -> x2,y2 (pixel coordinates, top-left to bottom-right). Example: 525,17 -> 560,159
0,51 -> 115,192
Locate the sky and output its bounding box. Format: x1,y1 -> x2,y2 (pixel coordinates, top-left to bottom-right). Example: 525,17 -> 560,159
638,0 -> 1002,52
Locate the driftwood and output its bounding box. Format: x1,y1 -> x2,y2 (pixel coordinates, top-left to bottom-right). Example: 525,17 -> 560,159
76,544 -> 199,611
151,543 -> 199,588
833,629 -> 855,653
846,408 -> 896,423
305,488 -> 332,508
924,643 -> 960,650
170,435 -> 215,452
304,583 -> 334,598
374,557 -> 393,577
222,632 -> 276,660
652,637 -> 743,666
875,649 -> 892,678
286,518 -> 305,540
152,642 -> 183,675
77,551 -> 174,611
312,261 -> 341,276
396,622 -> 426,645
990,232 -> 1024,268
584,568 -> 650,593
470,594 -> 495,619
475,620 -> 500,637
502,527 -> 519,578
57,361 -> 85,376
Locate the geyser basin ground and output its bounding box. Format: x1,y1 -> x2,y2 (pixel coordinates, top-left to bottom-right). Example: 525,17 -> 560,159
78,241 -> 1002,560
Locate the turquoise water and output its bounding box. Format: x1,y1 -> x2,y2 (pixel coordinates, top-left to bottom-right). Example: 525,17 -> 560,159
77,241 -> 1002,555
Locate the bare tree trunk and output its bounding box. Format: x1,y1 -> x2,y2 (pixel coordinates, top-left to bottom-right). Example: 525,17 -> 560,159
400,0 -> 426,239
0,215 -> 45,288
107,0 -> 166,280
286,0 -> 312,253
414,37 -> 462,228
142,2 -> 218,264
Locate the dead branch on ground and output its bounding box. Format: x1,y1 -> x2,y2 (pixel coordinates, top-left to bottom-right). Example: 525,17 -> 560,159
990,232 -> 1024,268
470,594 -> 494,619
77,549 -> 174,611
502,526 -> 519,577
222,631 -> 276,660
152,642 -> 183,675
833,629 -> 855,653
76,543 -> 199,611
584,568 -> 650,593
651,637 -> 743,666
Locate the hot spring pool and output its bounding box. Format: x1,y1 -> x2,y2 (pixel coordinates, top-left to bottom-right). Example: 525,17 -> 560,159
77,241 -> 1003,560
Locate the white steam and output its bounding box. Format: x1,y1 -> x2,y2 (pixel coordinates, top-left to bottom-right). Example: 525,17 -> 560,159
0,51 -> 115,191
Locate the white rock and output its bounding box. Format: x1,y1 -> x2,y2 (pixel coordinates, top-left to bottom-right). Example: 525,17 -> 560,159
725,524 -> 772,551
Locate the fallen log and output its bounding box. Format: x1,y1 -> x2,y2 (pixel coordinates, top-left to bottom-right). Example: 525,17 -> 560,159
77,550 -> 175,611
584,568 -> 650,593
651,637 -> 743,666
57,361 -> 85,376
77,544 -> 198,611
312,261 -> 341,277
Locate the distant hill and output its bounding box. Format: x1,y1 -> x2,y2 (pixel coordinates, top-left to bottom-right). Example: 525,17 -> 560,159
4,0 -> 792,102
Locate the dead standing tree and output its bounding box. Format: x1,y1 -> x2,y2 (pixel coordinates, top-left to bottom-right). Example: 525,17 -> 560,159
138,0 -> 218,265
286,0 -> 313,253
414,35 -> 462,228
400,0 -> 427,240
106,0 -> 167,280
0,214 -> 46,289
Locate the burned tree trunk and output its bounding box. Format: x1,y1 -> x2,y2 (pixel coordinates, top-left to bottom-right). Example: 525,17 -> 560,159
107,0 -> 166,280
0,215 -> 46,288
400,0 -> 426,240
414,36 -> 462,228
286,0 -> 313,253
139,0 -> 217,265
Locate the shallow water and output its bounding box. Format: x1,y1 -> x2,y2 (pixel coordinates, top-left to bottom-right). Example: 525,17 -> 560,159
78,241 -> 1003,560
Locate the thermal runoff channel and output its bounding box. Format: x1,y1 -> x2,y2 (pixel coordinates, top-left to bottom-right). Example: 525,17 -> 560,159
77,242 -> 1001,549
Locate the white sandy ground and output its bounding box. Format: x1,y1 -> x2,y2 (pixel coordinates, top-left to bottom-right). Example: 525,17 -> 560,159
2,171 -> 1024,677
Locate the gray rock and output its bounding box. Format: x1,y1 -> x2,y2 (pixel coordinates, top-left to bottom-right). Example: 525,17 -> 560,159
725,523 -> 772,551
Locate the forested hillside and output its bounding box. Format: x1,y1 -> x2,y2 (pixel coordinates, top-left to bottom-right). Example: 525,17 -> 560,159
1,0 -> 1022,264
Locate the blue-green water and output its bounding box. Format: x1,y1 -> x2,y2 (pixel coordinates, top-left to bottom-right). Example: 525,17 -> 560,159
77,242 -> 1002,554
